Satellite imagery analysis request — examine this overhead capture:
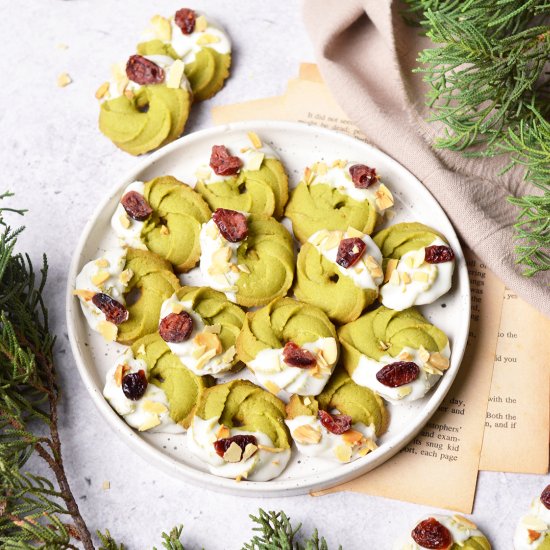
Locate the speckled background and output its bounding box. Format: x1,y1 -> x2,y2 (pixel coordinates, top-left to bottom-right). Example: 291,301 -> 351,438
1,1 -> 547,548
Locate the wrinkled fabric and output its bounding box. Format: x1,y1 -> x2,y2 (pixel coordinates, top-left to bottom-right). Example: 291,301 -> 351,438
303,0 -> 550,316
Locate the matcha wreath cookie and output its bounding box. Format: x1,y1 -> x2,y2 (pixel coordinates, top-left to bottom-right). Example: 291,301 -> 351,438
103,334 -> 212,432
111,176 -> 211,272
157,286 -> 245,378
285,160 -> 394,244
193,134 -> 289,218
285,368 -> 387,463
236,297 -> 339,396
74,247 -> 180,345
187,380 -> 291,481
394,515 -> 491,550
514,485 -> 550,549
295,226 -> 384,324
198,209 -> 294,307
97,53 -> 192,156
339,306 -> 451,404
138,7 -> 231,101
374,222 -> 455,311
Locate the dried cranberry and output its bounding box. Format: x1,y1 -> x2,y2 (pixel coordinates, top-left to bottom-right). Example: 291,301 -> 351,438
159,311 -> 193,343
92,293 -> 129,325
424,245 -> 455,264
121,191 -> 153,221
174,8 -> 196,34
121,370 -> 148,401
411,518 -> 452,549
318,410 -> 352,435
349,164 -> 377,189
126,55 -> 165,85
541,485 -> 550,509
282,342 -> 317,368
336,237 -> 366,268
376,362 -> 420,388
212,208 -> 248,242
213,434 -> 258,458
209,145 -> 242,176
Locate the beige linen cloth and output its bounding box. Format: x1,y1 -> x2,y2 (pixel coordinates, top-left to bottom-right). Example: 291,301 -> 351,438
303,0 -> 550,317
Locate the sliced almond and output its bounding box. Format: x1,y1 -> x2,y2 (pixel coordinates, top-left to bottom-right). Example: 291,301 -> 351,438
257,444 -> 286,453
138,415 -> 161,432
194,332 -> 222,354
314,162 -> 328,176
196,166 -> 212,181
332,159 -> 347,168
374,184 -> 394,210
119,268 -> 133,285
124,89 -> 135,100
166,59 -> 185,89
137,344 -> 146,355
204,323 -> 221,334
379,340 -> 390,351
412,271 -> 429,283
192,344 -> 207,359
195,348 -> 218,370
303,166 -> 313,184
521,515 -> 547,531
303,397 -> 312,405
247,131 -> 262,149
398,351 -> 412,361
334,444 -> 352,463
222,442 -> 243,463
342,429 -> 363,445
160,225 -> 170,236
359,439 -> 378,455
397,386 -> 413,398
404,256 -> 415,268
346,226 -> 363,238
411,249 -> 426,269
242,443 -> 258,461
195,14 -> 208,32
222,345 -> 236,363
246,151 -> 264,171
418,345 -> 431,363
114,364 -> 130,386
197,33 -> 221,45
384,258 -> 398,283
73,288 -> 95,301
428,352 -> 450,371
150,14 -> 172,42
57,72 -> 72,87
452,515 -> 478,530
237,264 -> 251,274
423,364 -> 443,376
142,400 -> 168,415
119,213 -> 131,229
401,272 -> 411,284
320,338 -> 338,364
264,381 -> 281,395
321,231 -> 342,251
91,270 -> 110,286
171,302 -> 184,314
229,264 -> 240,273
95,258 -> 110,268
389,269 -> 400,286
95,81 -> 110,99
98,321 -> 117,342
292,424 -> 321,444
309,230 -> 327,246
216,425 -> 230,439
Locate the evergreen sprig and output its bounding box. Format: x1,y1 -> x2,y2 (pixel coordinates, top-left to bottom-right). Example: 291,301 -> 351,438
404,0 -> 550,275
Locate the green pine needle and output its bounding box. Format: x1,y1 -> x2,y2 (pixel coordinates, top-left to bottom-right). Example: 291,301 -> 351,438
404,0 -> 550,275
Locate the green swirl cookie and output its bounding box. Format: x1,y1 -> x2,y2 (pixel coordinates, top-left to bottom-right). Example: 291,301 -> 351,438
236,297 -> 338,364
338,306 -> 449,376
285,163 -> 379,244
98,65 -> 192,156
141,176 -> 211,271
117,248 -> 181,345
287,368 -> 388,437
194,379 -> 290,450
132,333 -> 213,428
294,229 -> 383,324
170,286 -> 245,371
373,222 -> 447,258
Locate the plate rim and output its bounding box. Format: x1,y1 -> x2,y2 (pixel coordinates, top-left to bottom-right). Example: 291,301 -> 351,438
66,119 -> 471,497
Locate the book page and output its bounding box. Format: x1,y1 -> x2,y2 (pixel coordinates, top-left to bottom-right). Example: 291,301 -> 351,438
479,290 -> 550,473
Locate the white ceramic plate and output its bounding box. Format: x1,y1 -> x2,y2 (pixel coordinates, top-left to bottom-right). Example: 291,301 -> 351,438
66,120 -> 470,497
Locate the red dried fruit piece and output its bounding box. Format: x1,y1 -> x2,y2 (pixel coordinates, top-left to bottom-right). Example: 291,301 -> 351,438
121,370 -> 148,401
424,245 -> 455,264
336,237 -> 366,268
349,164 -> 377,189
92,293 -> 129,325
411,518 -> 452,549
376,361 -> 420,388
541,484 -> 550,510
318,410 -> 352,435
126,55 -> 165,85
212,208 -> 248,243
283,342 -> 317,368
121,191 -> 153,221
213,434 -> 258,458
175,8 -> 196,35
159,311 -> 194,343
209,145 -> 242,176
